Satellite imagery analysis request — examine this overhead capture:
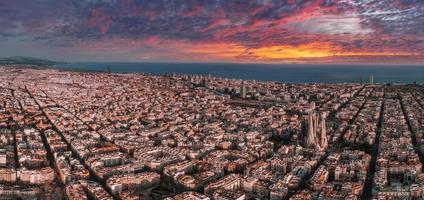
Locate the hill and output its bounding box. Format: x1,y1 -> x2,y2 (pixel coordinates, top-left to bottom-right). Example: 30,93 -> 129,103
0,56 -> 63,66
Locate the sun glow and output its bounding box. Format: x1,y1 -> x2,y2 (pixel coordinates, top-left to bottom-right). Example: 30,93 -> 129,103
181,42 -> 418,62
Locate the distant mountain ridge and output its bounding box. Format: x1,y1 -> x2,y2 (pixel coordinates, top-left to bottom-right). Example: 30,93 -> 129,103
0,56 -> 64,66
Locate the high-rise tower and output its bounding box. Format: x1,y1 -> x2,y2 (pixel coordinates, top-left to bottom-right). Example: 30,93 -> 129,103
240,82 -> 246,99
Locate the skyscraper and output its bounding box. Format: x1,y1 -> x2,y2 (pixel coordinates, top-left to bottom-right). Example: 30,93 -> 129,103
240,82 -> 247,99
370,75 -> 374,85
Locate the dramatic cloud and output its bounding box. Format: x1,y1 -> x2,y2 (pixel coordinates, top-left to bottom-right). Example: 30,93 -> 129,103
0,0 -> 423,63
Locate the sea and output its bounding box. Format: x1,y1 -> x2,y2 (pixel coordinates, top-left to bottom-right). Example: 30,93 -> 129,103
55,62 -> 424,84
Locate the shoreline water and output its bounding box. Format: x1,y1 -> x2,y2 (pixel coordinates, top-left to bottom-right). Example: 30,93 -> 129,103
53,62 -> 424,84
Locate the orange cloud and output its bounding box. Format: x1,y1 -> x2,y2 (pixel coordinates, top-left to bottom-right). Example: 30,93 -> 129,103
335,52 -> 420,57
177,41 -> 419,63
181,43 -> 246,61
246,43 -> 335,59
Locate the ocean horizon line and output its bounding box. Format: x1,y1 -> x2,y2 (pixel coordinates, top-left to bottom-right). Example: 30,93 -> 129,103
50,62 -> 424,84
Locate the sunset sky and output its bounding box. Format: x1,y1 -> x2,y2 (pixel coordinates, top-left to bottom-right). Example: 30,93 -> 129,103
1,0 -> 424,64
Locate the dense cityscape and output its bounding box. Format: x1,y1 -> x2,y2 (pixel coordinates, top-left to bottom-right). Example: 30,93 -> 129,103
0,66 -> 423,200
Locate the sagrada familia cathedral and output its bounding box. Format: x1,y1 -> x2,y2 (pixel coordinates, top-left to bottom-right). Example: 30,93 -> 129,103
305,102 -> 328,151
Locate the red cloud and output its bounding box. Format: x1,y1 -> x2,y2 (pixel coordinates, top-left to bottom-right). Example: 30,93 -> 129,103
88,7 -> 113,34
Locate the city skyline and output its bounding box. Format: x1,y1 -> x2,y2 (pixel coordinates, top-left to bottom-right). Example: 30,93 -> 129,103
0,66 -> 423,199
1,1 -> 423,199
1,0 -> 424,64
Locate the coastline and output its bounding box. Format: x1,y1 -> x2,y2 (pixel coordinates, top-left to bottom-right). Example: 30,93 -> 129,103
54,62 -> 424,84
